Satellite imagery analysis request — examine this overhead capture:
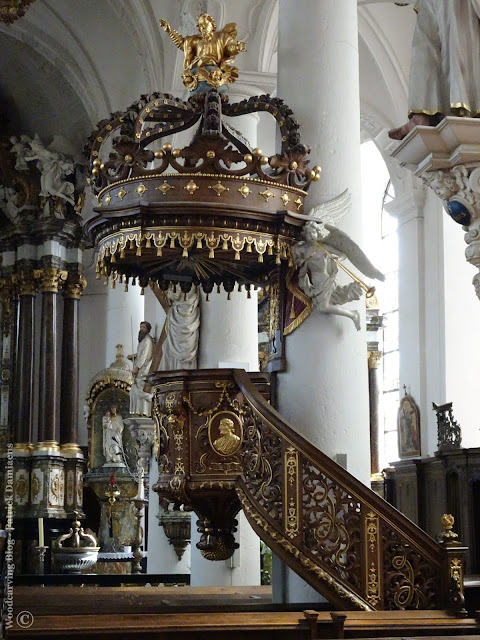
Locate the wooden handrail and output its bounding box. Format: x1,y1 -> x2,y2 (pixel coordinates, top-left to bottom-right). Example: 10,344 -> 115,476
233,369 -> 456,611
233,369 -> 443,560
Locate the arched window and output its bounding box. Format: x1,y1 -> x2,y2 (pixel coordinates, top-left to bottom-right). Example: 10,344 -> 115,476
361,141 -> 400,470
379,179 -> 400,465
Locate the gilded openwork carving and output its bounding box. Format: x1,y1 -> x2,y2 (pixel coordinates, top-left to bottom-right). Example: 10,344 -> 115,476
302,460 -> 362,590
384,528 -> 438,609
365,511 -> 381,607
241,404 -> 283,524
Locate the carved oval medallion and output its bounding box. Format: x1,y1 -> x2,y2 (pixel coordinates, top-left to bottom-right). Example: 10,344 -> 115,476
209,411 -> 242,457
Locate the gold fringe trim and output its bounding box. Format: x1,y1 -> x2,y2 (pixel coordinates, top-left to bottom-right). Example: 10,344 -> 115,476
283,267 -> 313,336
409,104 -> 480,118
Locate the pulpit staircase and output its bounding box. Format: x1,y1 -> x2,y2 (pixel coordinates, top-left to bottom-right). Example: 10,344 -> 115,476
151,368 -> 471,615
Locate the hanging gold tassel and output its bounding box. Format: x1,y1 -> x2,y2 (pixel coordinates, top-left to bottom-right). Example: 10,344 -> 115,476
290,296 -> 296,319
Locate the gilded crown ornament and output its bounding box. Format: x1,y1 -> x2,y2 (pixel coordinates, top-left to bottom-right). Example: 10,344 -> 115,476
85,42 -> 319,297
0,0 -> 35,25
159,14 -> 246,92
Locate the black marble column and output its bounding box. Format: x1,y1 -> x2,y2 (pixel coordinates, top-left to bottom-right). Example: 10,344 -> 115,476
0,277 -> 17,445
60,273 -> 85,446
14,272 -> 36,444
37,268 -> 67,444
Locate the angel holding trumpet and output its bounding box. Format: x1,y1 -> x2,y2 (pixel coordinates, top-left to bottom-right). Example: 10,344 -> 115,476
290,190 -> 385,330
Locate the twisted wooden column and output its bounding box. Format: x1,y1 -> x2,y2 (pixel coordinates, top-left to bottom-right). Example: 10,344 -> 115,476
60,272 -> 86,448
14,271 -> 36,445
36,267 -> 67,446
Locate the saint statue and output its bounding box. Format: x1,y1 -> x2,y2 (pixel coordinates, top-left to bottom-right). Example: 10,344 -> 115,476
160,285 -> 200,370
213,418 -> 241,456
9,135 -> 31,171
0,185 -> 20,224
159,13 -> 246,92
389,0 -> 480,139
129,321 -> 155,417
102,406 -> 124,465
26,134 -> 75,204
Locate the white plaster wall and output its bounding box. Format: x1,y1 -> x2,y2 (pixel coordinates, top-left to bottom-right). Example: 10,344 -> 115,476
422,191 -> 447,455
190,511 -> 259,586
443,215 -> 480,448
147,453 -> 191,575
106,285 -> 145,367
78,268 -> 108,446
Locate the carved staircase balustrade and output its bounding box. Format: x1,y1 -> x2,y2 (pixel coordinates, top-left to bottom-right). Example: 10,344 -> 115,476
150,369 -> 465,612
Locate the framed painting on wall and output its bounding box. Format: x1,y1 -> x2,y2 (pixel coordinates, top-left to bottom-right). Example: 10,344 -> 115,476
398,388 -> 421,458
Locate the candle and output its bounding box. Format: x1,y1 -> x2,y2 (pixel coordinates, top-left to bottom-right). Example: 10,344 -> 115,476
109,474 -> 115,486
38,517 -> 44,547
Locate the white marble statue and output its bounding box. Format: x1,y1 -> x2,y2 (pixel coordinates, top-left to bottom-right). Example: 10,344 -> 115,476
26,134 -> 75,204
0,185 -> 20,224
9,135 -> 32,171
389,0 -> 480,139
160,285 -> 200,370
102,405 -> 124,465
291,190 -> 384,330
129,321 -> 155,416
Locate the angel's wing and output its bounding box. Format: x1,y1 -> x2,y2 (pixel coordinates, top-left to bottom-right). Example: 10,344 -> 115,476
286,189 -> 351,225
305,189 -> 351,224
323,225 -> 385,281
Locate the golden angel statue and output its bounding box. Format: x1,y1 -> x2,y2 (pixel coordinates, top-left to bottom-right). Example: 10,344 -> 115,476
159,13 -> 246,92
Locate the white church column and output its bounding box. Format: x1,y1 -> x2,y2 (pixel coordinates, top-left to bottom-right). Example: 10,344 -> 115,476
225,83 -> 260,152
198,290 -> 259,372
384,181 -> 432,453
192,88 -> 260,587
106,285 -> 144,366
198,83 -> 260,374
275,0 -> 369,602
277,0 -> 369,486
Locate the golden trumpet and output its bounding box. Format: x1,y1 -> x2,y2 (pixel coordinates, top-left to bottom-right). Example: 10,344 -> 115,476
316,242 -> 376,298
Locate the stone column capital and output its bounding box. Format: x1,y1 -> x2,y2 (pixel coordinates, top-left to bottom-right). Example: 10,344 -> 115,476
0,276 -> 16,338
367,350 -> 382,369
63,273 -> 87,299
13,269 -> 37,296
384,188 -> 426,224
34,267 -> 68,293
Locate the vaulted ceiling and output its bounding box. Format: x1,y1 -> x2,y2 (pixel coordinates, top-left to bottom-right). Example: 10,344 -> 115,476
0,0 -> 415,153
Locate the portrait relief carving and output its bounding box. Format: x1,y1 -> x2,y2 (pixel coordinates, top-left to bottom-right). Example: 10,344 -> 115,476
30,469 -> 43,504
208,411 -> 242,457
14,469 -> 29,506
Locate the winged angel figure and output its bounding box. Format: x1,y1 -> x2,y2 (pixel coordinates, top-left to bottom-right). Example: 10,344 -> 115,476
291,190 -> 384,330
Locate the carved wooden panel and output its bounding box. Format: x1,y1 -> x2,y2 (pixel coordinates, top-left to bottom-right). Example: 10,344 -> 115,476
302,460 -> 362,591
241,404 -> 283,524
